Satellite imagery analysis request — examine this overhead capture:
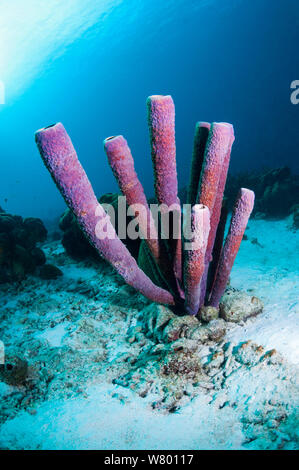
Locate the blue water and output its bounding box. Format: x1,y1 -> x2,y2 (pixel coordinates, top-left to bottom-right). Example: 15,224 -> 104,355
0,0 -> 298,218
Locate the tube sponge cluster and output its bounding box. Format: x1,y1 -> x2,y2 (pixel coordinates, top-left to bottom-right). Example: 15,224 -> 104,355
35,124 -> 174,306
35,95 -> 254,315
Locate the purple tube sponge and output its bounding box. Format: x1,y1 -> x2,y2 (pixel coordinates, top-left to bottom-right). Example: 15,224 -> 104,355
147,95 -> 178,207
187,122 -> 210,206
197,123 -> 234,239
207,200 -> 228,295
205,125 -> 234,263
208,188 -> 255,307
147,95 -> 182,286
35,123 -> 174,306
197,122 -> 233,306
184,205 -> 210,315
104,135 -> 160,263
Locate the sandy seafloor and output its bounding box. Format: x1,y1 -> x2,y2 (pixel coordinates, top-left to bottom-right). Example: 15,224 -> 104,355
0,216 -> 298,450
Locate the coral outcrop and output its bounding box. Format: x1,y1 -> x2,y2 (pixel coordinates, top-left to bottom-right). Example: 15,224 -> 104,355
35,95 -> 254,315
225,166 -> 299,219
219,288 -> 263,323
0,208 -> 49,283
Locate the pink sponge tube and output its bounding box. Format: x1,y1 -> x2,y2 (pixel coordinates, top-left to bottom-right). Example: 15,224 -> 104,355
187,122 -> 210,206
197,122 -> 234,227
183,205 -> 210,315
147,95 -> 178,207
208,188 -> 255,307
104,135 -> 160,263
197,122 -> 233,306
147,94 -> 182,285
205,124 -> 234,263
207,200 -> 228,295
35,123 -> 174,306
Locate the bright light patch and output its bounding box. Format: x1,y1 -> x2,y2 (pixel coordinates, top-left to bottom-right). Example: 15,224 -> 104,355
0,0 -> 121,99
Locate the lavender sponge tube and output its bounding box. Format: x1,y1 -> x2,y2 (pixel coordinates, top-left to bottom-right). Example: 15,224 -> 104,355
35,123 -> 174,306
184,205 -> 210,315
197,122 -> 233,306
147,94 -> 182,285
104,135 -> 160,263
208,188 -> 255,307
187,122 -> 210,206
204,124 -> 234,266
147,95 -> 179,207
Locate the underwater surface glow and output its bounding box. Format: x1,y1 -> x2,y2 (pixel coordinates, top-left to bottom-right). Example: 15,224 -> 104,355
0,0 -> 121,99
0,0 -> 298,220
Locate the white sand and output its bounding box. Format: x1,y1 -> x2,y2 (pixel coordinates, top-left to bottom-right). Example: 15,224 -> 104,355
0,217 -> 298,450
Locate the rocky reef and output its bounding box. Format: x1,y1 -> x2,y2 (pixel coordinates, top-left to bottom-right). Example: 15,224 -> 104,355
225,166 -> 299,222
178,166 -> 299,230
0,207 -> 62,283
